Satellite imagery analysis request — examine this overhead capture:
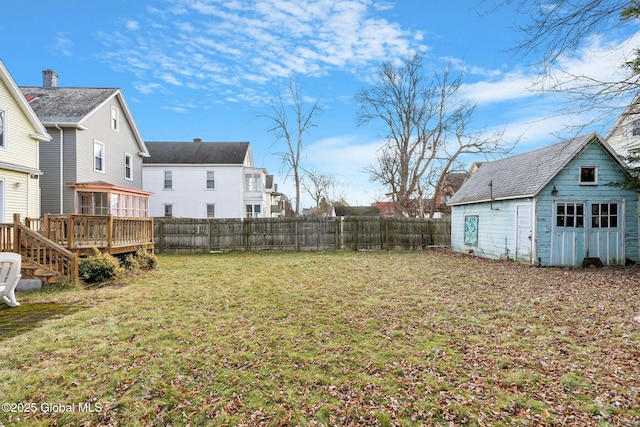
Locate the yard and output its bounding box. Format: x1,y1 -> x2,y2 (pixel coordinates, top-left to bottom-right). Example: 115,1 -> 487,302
0,250 -> 639,426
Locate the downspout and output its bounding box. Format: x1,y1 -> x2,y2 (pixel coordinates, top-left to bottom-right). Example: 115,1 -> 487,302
56,124 -> 64,214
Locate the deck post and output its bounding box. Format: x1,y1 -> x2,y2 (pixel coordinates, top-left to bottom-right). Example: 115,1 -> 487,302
43,213 -> 50,240
67,215 -> 75,249
13,214 -> 20,253
108,215 -> 114,249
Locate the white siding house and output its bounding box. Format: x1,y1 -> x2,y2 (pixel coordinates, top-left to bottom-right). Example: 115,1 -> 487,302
606,94 -> 640,157
143,140 -> 271,219
449,133 -> 639,267
0,60 -> 51,221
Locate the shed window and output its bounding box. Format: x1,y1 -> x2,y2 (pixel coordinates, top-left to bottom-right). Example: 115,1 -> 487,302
592,203 -> 618,228
579,166 -> 597,185
556,203 -> 584,228
464,215 -> 479,246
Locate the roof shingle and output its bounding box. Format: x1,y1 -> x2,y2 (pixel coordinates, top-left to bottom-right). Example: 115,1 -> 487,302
448,133 -> 610,205
143,142 -> 250,165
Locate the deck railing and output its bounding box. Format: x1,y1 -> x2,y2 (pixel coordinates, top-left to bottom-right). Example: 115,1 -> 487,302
3,214 -> 79,283
41,214 -> 154,255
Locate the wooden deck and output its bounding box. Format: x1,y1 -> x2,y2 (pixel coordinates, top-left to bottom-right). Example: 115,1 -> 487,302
3,214 -> 154,284
33,214 -> 154,256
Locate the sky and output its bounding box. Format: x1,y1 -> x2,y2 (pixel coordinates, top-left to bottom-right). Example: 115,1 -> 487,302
2,0 -> 639,208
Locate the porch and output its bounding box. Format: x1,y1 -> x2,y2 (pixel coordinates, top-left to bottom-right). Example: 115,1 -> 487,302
2,214 -> 154,284
29,214 -> 155,256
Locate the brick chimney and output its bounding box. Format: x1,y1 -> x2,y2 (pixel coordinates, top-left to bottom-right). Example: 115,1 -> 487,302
42,69 -> 58,88
193,138 -> 202,143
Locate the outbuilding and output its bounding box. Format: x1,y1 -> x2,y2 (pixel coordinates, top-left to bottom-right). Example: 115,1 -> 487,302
448,133 -> 639,266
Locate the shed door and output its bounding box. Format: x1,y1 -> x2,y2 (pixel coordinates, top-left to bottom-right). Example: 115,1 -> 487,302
515,205 -> 532,263
587,201 -> 624,265
551,201 -> 624,266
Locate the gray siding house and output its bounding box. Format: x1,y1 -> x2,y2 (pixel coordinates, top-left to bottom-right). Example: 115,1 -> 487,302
20,70 -> 152,216
449,133 -> 639,267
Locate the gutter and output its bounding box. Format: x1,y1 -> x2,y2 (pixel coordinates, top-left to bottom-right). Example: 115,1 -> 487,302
55,124 -> 64,214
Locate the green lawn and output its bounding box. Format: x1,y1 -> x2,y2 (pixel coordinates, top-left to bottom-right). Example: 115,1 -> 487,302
1,250 -> 639,426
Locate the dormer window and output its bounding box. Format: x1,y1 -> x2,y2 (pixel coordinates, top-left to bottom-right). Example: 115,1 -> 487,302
579,166 -> 597,185
111,106 -> 120,131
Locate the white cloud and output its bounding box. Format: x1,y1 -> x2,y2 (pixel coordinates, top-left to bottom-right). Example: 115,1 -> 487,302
54,33 -> 73,57
100,0 -> 427,101
125,20 -> 139,30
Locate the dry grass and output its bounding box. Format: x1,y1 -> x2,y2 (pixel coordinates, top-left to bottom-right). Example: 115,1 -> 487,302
0,250 -> 639,426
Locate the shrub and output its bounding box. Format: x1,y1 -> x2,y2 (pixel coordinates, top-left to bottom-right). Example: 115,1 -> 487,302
78,248 -> 124,283
119,249 -> 158,273
134,249 -> 158,270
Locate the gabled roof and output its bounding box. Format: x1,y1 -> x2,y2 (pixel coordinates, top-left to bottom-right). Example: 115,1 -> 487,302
19,85 -> 149,156
0,60 -> 50,142
605,93 -> 640,141
143,142 -> 251,165
449,133 -> 620,206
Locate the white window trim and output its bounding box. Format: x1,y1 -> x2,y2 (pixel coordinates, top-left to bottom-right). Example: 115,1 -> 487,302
111,106 -> 120,131
124,153 -> 133,181
164,170 -> 173,190
579,166 -> 598,186
206,170 -> 215,190
206,203 -> 215,218
0,109 -> 7,150
94,140 -> 106,173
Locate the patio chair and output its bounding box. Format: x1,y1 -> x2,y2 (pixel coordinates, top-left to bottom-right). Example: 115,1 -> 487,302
0,252 -> 21,307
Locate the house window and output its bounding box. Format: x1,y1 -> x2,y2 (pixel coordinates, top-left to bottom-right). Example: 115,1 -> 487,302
164,204 -> 173,217
579,166 -> 597,185
206,204 -> 215,218
631,118 -> 640,136
464,215 -> 478,246
245,173 -> 262,191
556,202 -> 584,228
206,171 -> 215,189
125,153 -> 133,180
111,106 -> 120,131
94,141 -> 105,172
164,171 -> 173,190
78,192 -> 109,215
0,109 -> 6,149
246,204 -> 261,218
592,203 -> 618,228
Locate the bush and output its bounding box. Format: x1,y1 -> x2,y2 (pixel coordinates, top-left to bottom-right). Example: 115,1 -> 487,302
78,248 -> 124,283
119,249 -> 158,273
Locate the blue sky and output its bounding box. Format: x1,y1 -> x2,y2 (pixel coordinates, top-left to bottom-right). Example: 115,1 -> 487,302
2,1 -> 638,207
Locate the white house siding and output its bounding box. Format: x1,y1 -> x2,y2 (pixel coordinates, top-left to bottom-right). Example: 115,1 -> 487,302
534,143 -> 639,266
144,165 -> 247,218
606,103 -> 640,157
0,79 -> 42,219
451,198 -> 534,262
75,96 -> 144,189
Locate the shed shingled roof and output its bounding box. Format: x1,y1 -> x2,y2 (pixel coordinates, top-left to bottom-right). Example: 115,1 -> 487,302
143,142 -> 250,165
19,86 -> 119,124
448,133 -> 618,205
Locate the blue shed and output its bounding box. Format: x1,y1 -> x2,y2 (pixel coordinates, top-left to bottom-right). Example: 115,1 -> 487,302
448,133 -> 639,266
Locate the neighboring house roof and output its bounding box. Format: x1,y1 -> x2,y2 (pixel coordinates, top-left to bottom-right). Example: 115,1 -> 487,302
0,60 -> 50,142
334,206 -> 381,216
19,85 -> 149,156
143,141 -> 251,165
442,172 -> 468,194
605,93 -> 640,141
449,133 -> 620,206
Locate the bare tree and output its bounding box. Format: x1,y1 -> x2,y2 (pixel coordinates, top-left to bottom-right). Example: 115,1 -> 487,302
502,0 -> 640,119
262,75 -> 320,216
357,53 -> 513,217
301,169 -> 337,208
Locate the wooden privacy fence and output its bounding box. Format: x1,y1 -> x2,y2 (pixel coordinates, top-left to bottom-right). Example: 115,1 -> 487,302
154,217 -> 451,254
